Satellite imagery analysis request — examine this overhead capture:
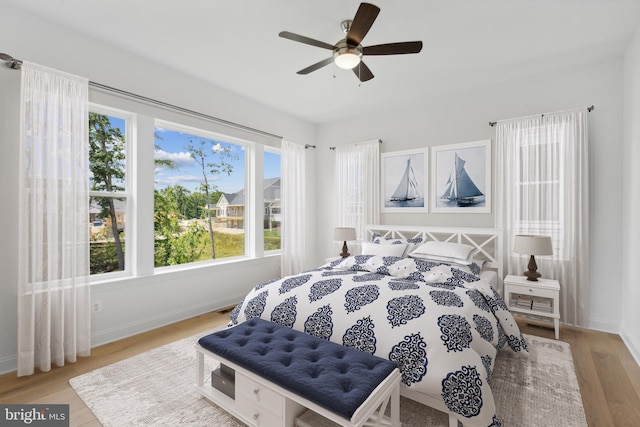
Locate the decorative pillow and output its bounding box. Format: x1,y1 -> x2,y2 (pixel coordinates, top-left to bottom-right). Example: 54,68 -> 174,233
409,241 -> 475,264
371,234 -> 424,256
361,241 -> 407,257
365,256 -> 416,278
423,265 -> 454,283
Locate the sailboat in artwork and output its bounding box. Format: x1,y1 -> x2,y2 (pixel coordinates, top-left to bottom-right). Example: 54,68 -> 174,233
390,158 -> 419,201
440,153 -> 483,204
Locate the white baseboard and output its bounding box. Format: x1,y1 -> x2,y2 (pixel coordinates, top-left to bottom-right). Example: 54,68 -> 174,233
0,297 -> 241,376
620,333 -> 640,368
90,297 -> 239,348
0,354 -> 17,376
586,316 -> 620,334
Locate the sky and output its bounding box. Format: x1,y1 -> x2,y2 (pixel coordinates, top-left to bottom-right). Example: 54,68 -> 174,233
97,115 -> 280,194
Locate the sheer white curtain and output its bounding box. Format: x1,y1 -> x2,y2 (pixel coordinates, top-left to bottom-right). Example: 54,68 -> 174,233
495,109 -> 589,326
280,140 -> 306,276
18,62 -> 91,376
334,140 -> 380,250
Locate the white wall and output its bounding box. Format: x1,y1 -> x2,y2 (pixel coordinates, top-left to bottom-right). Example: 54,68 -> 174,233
621,27 -> 640,363
0,4 -> 318,374
316,59 -> 625,333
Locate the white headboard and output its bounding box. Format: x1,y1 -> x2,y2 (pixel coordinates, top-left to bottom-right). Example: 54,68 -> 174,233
365,224 -> 504,287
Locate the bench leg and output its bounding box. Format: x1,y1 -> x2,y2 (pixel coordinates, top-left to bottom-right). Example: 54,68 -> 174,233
362,384 -> 401,427
195,348 -> 204,388
390,384 -> 400,427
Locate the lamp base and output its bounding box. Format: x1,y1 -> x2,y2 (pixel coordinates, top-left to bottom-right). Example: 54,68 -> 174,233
523,254 -> 541,281
523,270 -> 542,281
339,241 -> 350,258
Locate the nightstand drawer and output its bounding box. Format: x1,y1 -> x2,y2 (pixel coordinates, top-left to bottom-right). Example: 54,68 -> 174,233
507,285 -> 556,300
236,373 -> 283,415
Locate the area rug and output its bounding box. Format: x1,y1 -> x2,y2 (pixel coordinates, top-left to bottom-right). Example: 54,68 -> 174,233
69,333 -> 587,426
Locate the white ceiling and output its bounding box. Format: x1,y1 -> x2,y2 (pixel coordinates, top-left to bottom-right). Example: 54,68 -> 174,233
4,0 -> 640,124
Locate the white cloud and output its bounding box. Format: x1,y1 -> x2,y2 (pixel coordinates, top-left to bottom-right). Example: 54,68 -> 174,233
212,143 -> 223,152
154,149 -> 194,167
155,174 -> 220,189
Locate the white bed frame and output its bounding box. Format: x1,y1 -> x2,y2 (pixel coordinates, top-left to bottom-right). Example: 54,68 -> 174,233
364,225 -> 504,427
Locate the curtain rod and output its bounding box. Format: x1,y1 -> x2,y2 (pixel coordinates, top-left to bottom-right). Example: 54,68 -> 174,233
329,139 -> 382,150
489,105 -> 594,127
1,52 -> 283,141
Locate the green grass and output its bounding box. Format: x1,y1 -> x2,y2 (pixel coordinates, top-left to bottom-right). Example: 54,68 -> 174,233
92,229 -> 282,273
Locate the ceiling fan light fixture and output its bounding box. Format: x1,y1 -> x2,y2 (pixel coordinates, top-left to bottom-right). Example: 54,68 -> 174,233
334,48 -> 362,69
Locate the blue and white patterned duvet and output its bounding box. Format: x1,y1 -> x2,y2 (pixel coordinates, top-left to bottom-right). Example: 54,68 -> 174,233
230,255 -> 528,427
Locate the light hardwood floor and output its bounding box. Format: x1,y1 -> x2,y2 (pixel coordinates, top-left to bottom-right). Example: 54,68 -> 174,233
1,311 -> 639,426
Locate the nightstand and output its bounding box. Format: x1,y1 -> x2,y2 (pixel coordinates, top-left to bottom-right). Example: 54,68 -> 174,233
504,274 -> 560,339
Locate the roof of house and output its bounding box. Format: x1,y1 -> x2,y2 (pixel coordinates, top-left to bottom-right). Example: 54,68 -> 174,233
217,178 -> 280,207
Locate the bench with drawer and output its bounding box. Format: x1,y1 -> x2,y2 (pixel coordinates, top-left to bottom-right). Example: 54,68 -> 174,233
194,318 -> 401,427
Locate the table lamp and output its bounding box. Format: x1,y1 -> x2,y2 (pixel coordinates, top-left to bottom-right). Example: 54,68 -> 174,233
513,234 -> 553,281
334,227 -> 357,258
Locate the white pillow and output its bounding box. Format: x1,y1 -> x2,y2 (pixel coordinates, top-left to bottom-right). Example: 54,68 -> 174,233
409,252 -> 471,265
410,241 -> 475,263
361,241 -> 407,257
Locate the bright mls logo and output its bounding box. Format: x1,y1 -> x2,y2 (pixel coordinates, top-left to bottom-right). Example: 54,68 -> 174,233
1,404 -> 69,426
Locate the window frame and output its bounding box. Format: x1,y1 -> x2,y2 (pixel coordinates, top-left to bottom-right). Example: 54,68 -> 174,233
87,95 -> 281,284
263,147 -> 282,255
88,103 -> 135,281
152,119 -> 252,271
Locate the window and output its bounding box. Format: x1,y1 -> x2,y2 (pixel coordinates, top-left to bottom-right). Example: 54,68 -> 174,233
153,121 -> 246,267
87,100 -> 280,280
88,107 -> 131,275
264,150 -> 281,251
514,127 -> 565,257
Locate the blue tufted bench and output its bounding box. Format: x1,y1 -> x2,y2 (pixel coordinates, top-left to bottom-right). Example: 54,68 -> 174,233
195,318 -> 401,427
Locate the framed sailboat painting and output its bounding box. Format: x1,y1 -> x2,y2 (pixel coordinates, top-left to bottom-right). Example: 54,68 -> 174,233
431,140 -> 491,213
381,148 -> 428,213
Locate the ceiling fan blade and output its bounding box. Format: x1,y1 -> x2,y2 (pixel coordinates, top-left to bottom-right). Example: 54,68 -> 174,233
363,41 -> 423,55
353,61 -> 374,82
297,57 -> 335,75
347,3 -> 380,46
279,31 -> 335,50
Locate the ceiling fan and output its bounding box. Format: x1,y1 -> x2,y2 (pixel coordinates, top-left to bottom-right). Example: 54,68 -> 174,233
279,2 -> 423,82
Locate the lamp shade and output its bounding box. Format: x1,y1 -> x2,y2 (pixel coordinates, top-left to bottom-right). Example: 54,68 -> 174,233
333,227 -> 357,242
513,235 -> 553,256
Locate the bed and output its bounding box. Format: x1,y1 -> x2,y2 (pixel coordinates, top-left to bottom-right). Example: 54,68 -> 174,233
229,225 -> 527,427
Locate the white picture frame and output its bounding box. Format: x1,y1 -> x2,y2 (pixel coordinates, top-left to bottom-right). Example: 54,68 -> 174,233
381,148 -> 428,213
431,140 -> 491,213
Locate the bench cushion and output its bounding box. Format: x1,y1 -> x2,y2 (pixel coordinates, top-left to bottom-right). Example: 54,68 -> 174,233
198,318 -> 397,420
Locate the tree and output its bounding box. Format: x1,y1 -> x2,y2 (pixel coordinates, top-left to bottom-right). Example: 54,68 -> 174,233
89,113 -> 126,271
153,189 -> 207,266
187,140 -> 238,259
